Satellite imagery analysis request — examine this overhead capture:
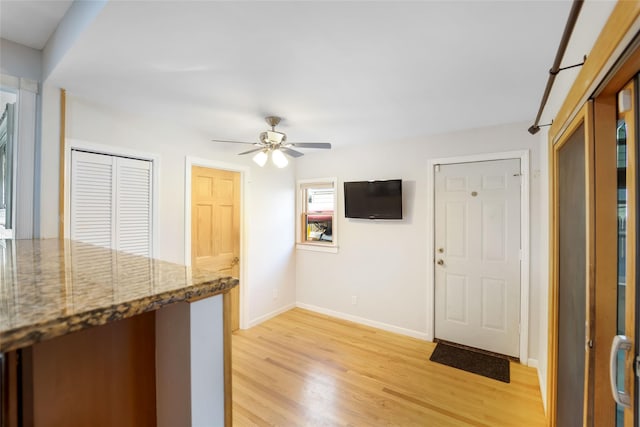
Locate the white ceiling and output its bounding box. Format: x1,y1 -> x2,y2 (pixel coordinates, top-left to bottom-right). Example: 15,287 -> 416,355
0,0 -> 72,50
5,1 -> 573,147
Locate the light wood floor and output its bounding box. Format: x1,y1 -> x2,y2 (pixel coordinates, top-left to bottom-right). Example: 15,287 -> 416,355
232,308 -> 546,427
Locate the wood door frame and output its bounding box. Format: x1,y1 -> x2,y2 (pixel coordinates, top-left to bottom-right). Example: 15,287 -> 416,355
547,102 -> 596,427
184,156 -> 249,330
426,149 -> 531,365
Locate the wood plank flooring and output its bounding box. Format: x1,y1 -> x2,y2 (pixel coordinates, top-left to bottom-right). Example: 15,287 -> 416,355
232,308 -> 546,427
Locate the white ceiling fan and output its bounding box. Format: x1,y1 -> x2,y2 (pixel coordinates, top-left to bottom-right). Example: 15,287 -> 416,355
211,116 -> 331,168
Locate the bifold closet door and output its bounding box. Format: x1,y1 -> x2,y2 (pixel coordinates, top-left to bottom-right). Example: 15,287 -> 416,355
70,150 -> 153,257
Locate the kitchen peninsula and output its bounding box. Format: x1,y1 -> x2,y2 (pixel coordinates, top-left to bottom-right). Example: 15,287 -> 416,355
0,239 -> 238,427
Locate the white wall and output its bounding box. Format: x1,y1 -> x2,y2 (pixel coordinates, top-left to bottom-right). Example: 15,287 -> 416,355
42,0 -> 107,80
295,121 -> 544,360
0,38 -> 42,81
190,296 -> 224,427
39,90 -> 296,327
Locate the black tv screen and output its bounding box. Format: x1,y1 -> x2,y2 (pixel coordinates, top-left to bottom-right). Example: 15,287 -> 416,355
344,179 -> 402,220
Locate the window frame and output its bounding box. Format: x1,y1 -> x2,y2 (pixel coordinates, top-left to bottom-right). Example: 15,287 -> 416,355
296,177 -> 338,253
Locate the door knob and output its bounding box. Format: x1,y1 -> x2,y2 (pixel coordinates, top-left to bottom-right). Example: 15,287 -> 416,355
436,259 -> 444,266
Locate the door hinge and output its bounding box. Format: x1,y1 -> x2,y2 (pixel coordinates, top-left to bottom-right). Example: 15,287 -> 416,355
635,355 -> 640,377
435,164 -> 440,172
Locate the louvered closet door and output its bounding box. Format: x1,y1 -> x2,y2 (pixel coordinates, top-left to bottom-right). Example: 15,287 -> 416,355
71,150 -> 153,257
71,151 -> 116,249
115,157 -> 152,257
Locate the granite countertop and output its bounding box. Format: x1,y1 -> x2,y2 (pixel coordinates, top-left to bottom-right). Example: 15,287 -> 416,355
0,239 -> 238,352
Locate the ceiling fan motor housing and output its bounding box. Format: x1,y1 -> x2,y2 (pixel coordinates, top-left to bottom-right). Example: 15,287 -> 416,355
260,130 -> 286,145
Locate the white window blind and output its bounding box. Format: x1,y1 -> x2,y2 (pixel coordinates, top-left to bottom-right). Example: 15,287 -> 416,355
71,150 -> 153,257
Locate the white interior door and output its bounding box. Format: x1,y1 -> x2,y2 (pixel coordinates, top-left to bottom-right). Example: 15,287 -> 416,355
434,159 -> 521,357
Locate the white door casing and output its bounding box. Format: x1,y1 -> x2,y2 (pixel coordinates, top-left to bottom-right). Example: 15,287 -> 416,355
434,159 -> 521,357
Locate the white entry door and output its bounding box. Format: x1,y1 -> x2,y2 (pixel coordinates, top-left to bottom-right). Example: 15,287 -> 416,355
434,159 -> 521,357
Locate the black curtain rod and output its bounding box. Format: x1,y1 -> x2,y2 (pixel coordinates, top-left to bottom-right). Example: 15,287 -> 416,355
528,0 -> 584,135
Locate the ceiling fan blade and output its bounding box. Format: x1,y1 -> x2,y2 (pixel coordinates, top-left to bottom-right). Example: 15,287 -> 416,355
280,147 -> 304,158
237,147 -> 265,155
289,142 -> 332,149
211,139 -> 257,145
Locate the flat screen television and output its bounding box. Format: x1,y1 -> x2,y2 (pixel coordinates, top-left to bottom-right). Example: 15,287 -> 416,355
344,179 -> 402,220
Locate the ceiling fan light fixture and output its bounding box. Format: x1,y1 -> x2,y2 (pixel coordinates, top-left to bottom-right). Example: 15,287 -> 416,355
213,116 -> 331,167
271,149 -> 288,168
252,150 -> 268,167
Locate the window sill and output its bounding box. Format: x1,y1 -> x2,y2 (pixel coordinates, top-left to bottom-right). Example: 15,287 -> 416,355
296,243 -> 339,254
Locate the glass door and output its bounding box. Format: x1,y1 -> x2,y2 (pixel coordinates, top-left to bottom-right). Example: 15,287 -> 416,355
615,84 -> 629,427
610,77 -> 638,427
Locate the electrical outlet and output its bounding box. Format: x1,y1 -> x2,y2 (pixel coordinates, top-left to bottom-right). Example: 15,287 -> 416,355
273,289 -> 278,300
351,296 -> 357,305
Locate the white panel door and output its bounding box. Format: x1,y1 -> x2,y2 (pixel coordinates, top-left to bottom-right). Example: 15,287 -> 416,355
434,159 -> 521,357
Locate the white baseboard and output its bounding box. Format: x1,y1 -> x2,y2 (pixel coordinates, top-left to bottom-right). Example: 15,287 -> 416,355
538,366 -> 547,413
538,369 -> 547,416
296,302 -> 429,340
246,303 -> 296,329
528,360 -> 547,414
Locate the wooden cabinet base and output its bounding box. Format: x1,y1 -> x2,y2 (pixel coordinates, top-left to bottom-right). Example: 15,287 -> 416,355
14,312 -> 157,427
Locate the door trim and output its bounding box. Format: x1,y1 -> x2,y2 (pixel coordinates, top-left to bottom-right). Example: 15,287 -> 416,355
184,156 -> 250,330
426,150 -> 530,365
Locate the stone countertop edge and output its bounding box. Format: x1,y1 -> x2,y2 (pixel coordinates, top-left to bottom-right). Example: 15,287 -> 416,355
0,277 -> 239,353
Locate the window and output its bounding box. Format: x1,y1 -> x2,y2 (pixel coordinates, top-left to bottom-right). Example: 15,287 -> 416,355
297,178 -> 338,252
0,99 -> 16,238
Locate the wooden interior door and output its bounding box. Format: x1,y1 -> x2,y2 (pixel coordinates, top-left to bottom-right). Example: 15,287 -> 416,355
191,166 -> 240,331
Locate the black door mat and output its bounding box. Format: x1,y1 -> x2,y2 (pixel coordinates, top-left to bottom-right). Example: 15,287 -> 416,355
429,342 -> 510,383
